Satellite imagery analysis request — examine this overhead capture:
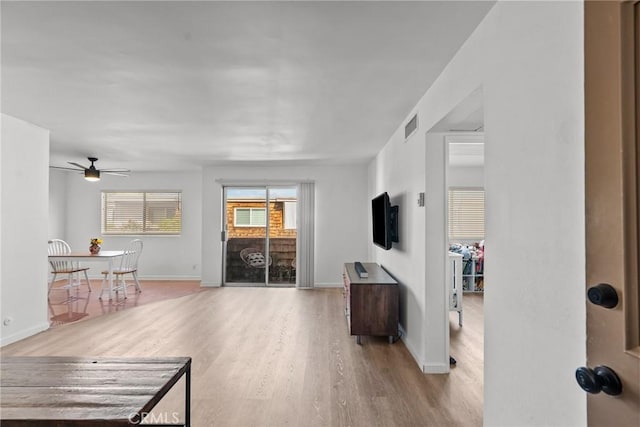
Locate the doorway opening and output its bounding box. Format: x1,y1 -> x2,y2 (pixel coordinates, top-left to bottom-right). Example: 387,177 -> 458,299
445,133 -> 485,375
428,86 -> 485,387
223,186 -> 297,287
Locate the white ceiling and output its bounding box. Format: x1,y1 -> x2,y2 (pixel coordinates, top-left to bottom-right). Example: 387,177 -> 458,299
1,1 -> 494,172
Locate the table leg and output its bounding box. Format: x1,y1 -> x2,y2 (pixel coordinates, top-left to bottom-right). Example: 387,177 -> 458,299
185,364 -> 191,427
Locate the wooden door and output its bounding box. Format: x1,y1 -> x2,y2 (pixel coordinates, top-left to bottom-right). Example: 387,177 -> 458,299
585,2 -> 640,426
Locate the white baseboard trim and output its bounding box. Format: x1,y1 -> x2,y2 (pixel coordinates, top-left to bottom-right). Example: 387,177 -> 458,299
398,325 -> 450,375
1,322 -> 49,347
84,275 -> 201,281
313,282 -> 342,288
422,363 -> 450,374
200,281 -> 222,287
137,275 -> 201,281
398,324 -> 422,371
74,277 -> 341,287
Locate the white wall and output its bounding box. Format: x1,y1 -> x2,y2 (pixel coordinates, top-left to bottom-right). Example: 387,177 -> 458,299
58,171 -> 202,280
202,164 -> 369,286
1,114 -> 50,346
368,126 -> 429,368
482,3 -> 585,424
371,2 -> 585,425
49,169 -> 68,240
448,165 -> 483,188
54,162 -> 369,286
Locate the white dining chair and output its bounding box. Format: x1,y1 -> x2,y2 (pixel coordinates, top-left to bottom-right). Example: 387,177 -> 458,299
99,239 -> 143,299
48,239 -> 92,296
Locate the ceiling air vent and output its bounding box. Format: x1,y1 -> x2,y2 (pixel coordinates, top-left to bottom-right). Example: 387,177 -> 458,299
405,113 -> 418,140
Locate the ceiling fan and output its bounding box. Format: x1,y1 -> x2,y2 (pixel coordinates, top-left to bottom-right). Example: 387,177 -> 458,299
50,157 -> 130,182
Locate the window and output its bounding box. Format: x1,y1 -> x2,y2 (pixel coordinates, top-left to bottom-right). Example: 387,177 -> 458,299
448,188 -> 485,240
102,191 -> 182,235
234,208 -> 266,227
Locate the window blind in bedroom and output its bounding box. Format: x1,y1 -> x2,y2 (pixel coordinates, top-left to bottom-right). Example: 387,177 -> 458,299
448,188 -> 485,240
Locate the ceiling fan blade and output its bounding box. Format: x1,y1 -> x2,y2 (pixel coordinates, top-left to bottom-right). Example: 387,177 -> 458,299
101,168 -> 131,173
50,166 -> 83,172
68,162 -> 87,170
103,172 -> 129,177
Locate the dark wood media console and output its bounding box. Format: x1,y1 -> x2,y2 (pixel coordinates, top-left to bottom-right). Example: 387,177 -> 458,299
343,262 -> 399,344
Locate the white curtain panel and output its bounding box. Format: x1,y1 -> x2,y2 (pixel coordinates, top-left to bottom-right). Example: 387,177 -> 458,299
296,182 -> 315,288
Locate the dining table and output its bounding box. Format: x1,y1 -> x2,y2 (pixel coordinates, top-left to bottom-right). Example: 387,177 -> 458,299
48,251 -> 125,300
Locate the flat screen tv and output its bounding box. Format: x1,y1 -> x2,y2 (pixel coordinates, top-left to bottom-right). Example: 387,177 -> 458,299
372,192 -> 399,250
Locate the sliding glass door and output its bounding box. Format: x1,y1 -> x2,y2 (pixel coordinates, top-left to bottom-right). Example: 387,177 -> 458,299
223,186 -> 297,286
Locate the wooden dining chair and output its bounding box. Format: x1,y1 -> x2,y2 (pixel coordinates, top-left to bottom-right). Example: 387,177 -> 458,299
48,239 -> 92,297
99,239 -> 143,299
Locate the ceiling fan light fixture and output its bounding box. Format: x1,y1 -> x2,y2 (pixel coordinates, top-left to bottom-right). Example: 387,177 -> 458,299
84,168 -> 100,182
50,157 -> 129,180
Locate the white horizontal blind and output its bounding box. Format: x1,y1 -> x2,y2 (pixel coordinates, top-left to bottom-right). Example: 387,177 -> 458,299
102,191 -> 182,235
448,188 -> 485,240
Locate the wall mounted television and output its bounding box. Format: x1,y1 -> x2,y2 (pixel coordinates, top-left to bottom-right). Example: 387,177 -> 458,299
372,192 -> 399,250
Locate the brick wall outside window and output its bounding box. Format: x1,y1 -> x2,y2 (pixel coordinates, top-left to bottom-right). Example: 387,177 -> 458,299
226,200 -> 297,238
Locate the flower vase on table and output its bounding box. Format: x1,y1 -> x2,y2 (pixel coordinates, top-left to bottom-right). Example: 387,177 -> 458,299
89,238 -> 103,255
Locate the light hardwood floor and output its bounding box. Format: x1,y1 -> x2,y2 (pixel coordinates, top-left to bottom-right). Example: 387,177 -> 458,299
1,287 -> 484,426
47,280 -> 204,326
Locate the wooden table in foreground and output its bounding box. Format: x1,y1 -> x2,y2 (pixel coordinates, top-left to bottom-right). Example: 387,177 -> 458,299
0,356 -> 191,426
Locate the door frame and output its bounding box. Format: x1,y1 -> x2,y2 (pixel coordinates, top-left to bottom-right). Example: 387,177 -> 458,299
222,185 -> 269,287
221,184 -> 298,287
585,1 -> 640,424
